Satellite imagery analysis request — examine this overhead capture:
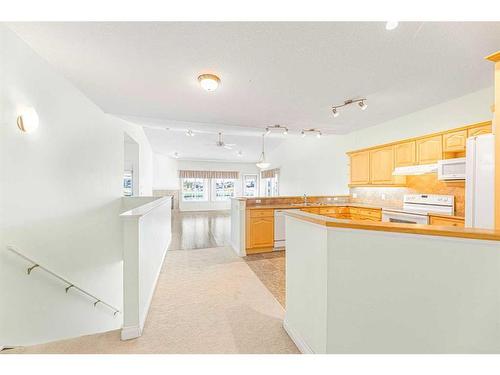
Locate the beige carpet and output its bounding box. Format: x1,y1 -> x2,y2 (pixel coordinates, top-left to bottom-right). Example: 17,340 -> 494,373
7,247 -> 298,354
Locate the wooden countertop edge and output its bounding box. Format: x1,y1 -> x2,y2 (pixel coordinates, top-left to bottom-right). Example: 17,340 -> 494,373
283,211 -> 500,241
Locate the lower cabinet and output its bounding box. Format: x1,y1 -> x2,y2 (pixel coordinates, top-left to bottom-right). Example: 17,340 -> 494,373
429,215 -> 464,227
246,209 -> 274,254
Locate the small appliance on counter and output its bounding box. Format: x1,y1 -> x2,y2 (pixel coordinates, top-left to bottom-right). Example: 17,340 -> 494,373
382,194 -> 455,225
465,134 -> 495,229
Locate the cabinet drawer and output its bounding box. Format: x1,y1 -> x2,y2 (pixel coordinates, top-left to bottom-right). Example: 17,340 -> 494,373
319,206 -> 348,215
350,214 -> 380,222
349,207 -> 381,219
429,216 -> 464,227
249,209 -> 274,218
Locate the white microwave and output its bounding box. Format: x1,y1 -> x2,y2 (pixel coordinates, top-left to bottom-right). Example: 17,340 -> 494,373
437,157 -> 466,180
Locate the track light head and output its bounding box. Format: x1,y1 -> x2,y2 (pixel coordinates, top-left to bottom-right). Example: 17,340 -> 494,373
265,128 -> 271,135
301,130 -> 306,137
358,100 -> 368,111
186,129 -> 195,137
332,107 -> 340,118
316,131 -> 322,139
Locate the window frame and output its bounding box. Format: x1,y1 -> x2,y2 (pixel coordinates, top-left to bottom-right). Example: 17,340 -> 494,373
211,178 -> 236,202
181,177 -> 209,202
243,174 -> 259,197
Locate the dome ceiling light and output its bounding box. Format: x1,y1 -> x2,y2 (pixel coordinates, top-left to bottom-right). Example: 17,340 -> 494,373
198,73 -> 221,92
265,124 -> 288,136
256,134 -> 271,169
331,98 -> 368,118
385,21 -> 399,30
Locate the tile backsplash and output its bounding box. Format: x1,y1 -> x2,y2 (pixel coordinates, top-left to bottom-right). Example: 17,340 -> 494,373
350,174 -> 465,217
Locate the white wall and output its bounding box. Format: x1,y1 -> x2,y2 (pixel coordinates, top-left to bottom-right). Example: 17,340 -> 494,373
268,87 -> 494,196
153,153 -> 179,190
177,160 -> 259,211
0,25 -> 153,346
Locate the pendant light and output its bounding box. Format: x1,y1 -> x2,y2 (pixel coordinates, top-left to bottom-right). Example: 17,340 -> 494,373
256,134 -> 271,169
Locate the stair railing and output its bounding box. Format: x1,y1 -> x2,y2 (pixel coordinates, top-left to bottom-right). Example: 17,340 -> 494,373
6,245 -> 120,317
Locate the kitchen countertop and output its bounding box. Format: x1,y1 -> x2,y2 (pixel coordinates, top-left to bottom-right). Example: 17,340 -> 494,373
284,210 -> 499,241
246,201 -> 465,219
247,202 -> 401,211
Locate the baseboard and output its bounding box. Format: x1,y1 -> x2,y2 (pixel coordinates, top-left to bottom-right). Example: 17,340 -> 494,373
283,318 -> 314,354
121,325 -> 142,341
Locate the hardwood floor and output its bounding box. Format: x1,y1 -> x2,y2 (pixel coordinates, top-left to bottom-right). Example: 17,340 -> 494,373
168,210 -> 231,250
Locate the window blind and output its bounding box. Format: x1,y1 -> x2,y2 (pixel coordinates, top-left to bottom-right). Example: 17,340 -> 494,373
261,168 -> 280,179
178,170 -> 239,179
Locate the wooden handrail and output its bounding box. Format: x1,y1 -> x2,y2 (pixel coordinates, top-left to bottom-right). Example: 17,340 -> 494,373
6,245 -> 120,316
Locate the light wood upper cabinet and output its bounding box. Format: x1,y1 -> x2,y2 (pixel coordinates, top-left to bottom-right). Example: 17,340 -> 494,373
370,146 -> 394,184
349,151 -> 370,185
416,135 -> 443,164
443,130 -> 467,152
467,123 -> 492,138
394,141 -> 416,167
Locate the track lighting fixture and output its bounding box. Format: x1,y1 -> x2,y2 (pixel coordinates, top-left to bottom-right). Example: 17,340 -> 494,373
331,98 -> 368,117
265,124 -> 289,136
172,152 -> 179,159
186,129 -> 195,137
301,128 -> 322,138
237,150 -> 243,157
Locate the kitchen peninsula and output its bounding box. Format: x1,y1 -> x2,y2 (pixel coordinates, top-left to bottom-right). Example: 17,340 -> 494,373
283,209 -> 500,354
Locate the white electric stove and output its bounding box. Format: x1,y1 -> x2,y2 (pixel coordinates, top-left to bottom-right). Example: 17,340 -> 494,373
382,194 -> 455,225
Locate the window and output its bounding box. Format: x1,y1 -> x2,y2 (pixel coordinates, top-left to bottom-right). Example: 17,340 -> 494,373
263,175 -> 279,197
123,170 -> 133,196
213,179 -> 235,201
243,174 -> 258,197
182,178 -> 208,201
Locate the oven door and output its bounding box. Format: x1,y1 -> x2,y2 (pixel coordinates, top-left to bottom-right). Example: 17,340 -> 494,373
382,210 -> 429,225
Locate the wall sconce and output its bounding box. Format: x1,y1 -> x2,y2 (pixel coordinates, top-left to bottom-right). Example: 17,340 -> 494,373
17,107 -> 39,134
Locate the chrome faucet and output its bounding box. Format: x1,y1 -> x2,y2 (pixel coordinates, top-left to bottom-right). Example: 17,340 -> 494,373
303,194 -> 308,205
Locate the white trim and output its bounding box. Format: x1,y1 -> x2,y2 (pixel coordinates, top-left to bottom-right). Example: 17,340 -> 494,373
283,318 -> 314,354
121,325 -> 142,340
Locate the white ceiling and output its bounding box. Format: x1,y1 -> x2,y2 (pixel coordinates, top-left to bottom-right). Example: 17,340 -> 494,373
7,22 -> 500,161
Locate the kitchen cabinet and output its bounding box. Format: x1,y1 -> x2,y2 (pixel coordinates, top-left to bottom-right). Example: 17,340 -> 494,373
429,215 -> 464,227
416,135 -> 443,164
443,130 -> 467,153
349,207 -> 382,221
246,209 -> 274,253
349,151 -> 370,185
467,123 -> 492,138
394,141 -> 416,167
370,146 -> 395,184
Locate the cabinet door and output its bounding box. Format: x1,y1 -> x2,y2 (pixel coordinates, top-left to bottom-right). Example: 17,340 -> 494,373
429,216 -> 464,227
467,123 -> 492,137
370,146 -> 394,184
394,141 -> 416,167
248,217 -> 274,249
349,151 -> 370,185
443,130 -> 467,152
416,135 -> 443,164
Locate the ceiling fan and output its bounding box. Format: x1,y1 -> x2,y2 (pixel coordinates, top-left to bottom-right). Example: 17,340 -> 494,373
213,132 -> 236,150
